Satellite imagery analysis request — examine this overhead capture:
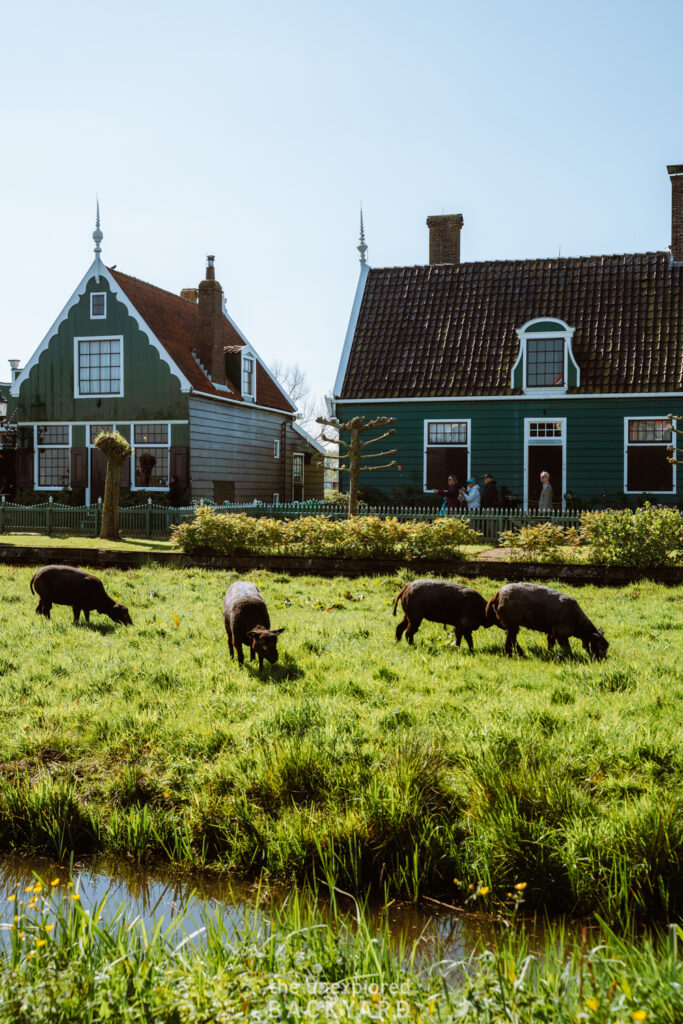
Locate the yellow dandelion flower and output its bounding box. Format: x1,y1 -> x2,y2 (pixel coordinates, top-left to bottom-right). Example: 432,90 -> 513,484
453,878 -> 461,886
51,879 -> 60,887
632,1013 -> 647,1022
24,886 -> 33,893
164,790 -> 170,798
33,883 -> 42,893
586,998 -> 599,1011
173,614 -> 180,627
13,916 -> 18,923
35,940 -> 46,947
18,932 -> 24,939
67,882 -> 73,889
371,992 -> 380,1004
479,886 -> 490,896
514,882 -> 527,890
26,951 -> 35,960
71,893 -> 80,901
44,925 -> 54,932
7,894 -> 15,902
468,884 -> 475,891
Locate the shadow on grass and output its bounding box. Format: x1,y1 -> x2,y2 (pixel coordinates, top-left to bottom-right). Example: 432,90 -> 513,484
249,653 -> 304,683
80,621 -> 119,635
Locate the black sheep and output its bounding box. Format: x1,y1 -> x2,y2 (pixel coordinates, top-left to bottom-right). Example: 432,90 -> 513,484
485,582 -> 608,658
30,565 -> 132,625
393,578 -> 491,651
223,580 -> 284,670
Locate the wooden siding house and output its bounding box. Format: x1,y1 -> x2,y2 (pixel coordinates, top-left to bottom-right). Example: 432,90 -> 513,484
330,168 -> 683,509
8,223 -> 324,505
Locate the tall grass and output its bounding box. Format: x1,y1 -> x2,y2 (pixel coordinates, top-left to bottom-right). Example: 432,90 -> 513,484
0,875 -> 680,1022
0,566 -> 681,921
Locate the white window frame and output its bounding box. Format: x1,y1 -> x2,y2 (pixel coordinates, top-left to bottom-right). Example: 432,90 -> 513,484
512,319 -> 578,397
624,417 -> 676,494
523,417 -> 567,510
292,451 -> 305,498
34,423 -> 72,490
423,418 -> 471,492
90,292 -> 107,320
242,353 -> 256,401
74,335 -> 124,398
131,422 -> 171,492
273,438 -> 281,459
273,492 -> 280,504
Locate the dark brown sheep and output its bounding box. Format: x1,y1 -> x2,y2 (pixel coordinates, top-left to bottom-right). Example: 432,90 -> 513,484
393,578 -> 491,651
223,580 -> 284,670
485,582 -> 608,659
30,565 -> 132,626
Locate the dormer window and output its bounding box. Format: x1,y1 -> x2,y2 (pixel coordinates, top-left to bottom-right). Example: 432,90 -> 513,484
511,319 -> 580,395
242,354 -> 255,400
90,293 -> 106,319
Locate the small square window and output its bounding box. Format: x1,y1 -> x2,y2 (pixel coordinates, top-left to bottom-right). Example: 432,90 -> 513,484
90,293 -> 106,319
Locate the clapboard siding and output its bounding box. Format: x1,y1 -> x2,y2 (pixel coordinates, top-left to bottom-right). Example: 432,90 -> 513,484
335,397 -> 683,505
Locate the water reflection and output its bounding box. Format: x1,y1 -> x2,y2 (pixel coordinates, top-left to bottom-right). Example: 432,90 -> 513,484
0,855 -> 540,962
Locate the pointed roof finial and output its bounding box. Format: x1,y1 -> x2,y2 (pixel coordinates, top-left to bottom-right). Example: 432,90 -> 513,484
357,205 -> 368,264
93,197 -> 103,283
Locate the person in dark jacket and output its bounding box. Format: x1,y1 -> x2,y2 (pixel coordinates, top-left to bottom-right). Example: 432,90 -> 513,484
433,474 -> 460,510
481,472 -> 503,509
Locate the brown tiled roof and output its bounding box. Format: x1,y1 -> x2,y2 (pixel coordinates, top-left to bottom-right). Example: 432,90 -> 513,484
110,269 -> 295,412
339,253 -> 683,397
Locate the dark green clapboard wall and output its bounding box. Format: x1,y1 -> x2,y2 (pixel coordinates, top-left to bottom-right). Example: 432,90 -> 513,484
335,397 -> 683,504
13,276 -> 187,423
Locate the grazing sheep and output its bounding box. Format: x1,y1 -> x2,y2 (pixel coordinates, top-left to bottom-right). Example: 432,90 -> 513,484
393,578 -> 491,651
223,580 -> 284,670
485,582 -> 608,659
30,565 -> 132,626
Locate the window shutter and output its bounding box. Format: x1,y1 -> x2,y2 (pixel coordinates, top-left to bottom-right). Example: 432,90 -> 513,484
70,447 -> 88,488
16,449 -> 34,490
121,453 -> 131,488
170,445 -> 189,489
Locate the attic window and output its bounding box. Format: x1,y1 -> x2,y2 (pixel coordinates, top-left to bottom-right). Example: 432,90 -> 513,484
512,319 -> 579,395
75,337 -> 123,397
242,355 -> 255,400
90,293 -> 106,319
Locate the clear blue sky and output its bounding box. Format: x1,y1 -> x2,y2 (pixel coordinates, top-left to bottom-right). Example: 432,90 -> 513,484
1,0 -> 681,407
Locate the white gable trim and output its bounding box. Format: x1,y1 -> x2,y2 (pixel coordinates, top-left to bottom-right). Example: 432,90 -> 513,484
222,307 -> 297,413
333,262 -> 369,397
11,261 -> 192,398
292,420 -> 326,456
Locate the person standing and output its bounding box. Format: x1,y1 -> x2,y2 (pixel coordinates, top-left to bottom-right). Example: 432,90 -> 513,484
461,476 -> 481,509
481,472 -> 503,508
538,471 -> 553,511
433,474 -> 460,511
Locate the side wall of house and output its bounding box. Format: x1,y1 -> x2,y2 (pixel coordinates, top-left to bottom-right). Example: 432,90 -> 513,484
334,397 -> 683,506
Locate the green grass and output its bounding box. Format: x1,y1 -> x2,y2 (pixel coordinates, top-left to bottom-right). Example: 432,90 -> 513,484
0,877 -> 681,1022
0,534 -> 174,551
0,565 -> 681,922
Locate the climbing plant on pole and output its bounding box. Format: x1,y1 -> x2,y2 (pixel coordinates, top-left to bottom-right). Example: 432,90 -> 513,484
95,431 -> 132,540
317,415 -> 397,516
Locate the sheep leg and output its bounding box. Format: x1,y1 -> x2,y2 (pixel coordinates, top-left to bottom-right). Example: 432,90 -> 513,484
405,616 -> 421,645
37,601 -> 51,619
454,627 -> 462,647
505,626 -> 524,656
72,607 -> 81,625
547,633 -> 556,650
463,630 -> 475,652
83,609 -> 90,624
558,638 -> 572,656
225,622 -> 235,660
395,616 -> 409,642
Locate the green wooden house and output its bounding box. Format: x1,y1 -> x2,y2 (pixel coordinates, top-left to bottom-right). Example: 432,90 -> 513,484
7,217 -> 324,505
330,168 -> 683,509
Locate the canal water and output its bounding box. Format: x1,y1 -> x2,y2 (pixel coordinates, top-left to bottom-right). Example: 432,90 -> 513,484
0,854 -> 520,962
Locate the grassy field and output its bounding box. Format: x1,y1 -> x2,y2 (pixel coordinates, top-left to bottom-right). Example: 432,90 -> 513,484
0,564 -> 681,924
0,534 -> 174,551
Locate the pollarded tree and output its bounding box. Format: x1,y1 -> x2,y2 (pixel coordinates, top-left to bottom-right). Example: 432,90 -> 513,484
95,431 -> 132,540
317,415 -> 397,516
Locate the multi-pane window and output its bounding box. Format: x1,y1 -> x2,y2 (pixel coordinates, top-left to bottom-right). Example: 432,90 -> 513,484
526,338 -> 564,387
133,423 -> 169,488
529,421 -> 563,439
425,420 -> 469,490
292,453 -> 304,481
36,425 -> 70,488
626,418 -> 674,492
242,356 -> 255,398
89,424 -> 113,444
90,293 -> 106,318
77,339 -> 121,395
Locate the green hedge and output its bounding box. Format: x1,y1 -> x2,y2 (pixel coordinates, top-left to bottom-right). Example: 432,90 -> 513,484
171,507 -> 481,559
581,504 -> 683,567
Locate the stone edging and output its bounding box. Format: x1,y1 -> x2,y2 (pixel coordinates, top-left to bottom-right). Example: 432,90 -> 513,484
1,544 -> 682,584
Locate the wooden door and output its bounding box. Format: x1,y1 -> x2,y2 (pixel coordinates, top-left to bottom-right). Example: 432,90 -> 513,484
527,446 -> 562,509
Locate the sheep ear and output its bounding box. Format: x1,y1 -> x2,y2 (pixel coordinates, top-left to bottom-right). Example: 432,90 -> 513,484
246,628 -> 262,641
272,627 -> 285,635
596,628 -> 605,636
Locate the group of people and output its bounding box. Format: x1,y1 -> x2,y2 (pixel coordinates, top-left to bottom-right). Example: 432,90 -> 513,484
434,470 -> 554,511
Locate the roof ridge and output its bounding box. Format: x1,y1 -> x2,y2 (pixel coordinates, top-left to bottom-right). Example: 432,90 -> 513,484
109,267 -> 194,307
369,251 -> 670,272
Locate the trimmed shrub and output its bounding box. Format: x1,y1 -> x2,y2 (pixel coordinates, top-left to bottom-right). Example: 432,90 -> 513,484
499,522 -> 581,561
171,507 -> 480,559
581,504 -> 683,567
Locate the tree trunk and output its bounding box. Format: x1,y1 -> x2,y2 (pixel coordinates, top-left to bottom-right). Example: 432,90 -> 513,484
348,437 -> 360,516
101,459 -> 123,540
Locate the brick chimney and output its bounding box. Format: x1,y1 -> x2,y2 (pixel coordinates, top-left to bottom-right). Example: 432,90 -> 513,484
196,256 -> 225,383
668,165 -> 683,263
426,214 -> 464,264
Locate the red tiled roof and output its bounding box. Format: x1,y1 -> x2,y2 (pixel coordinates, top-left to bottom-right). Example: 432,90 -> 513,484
109,269 -> 295,412
339,253 -> 683,398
